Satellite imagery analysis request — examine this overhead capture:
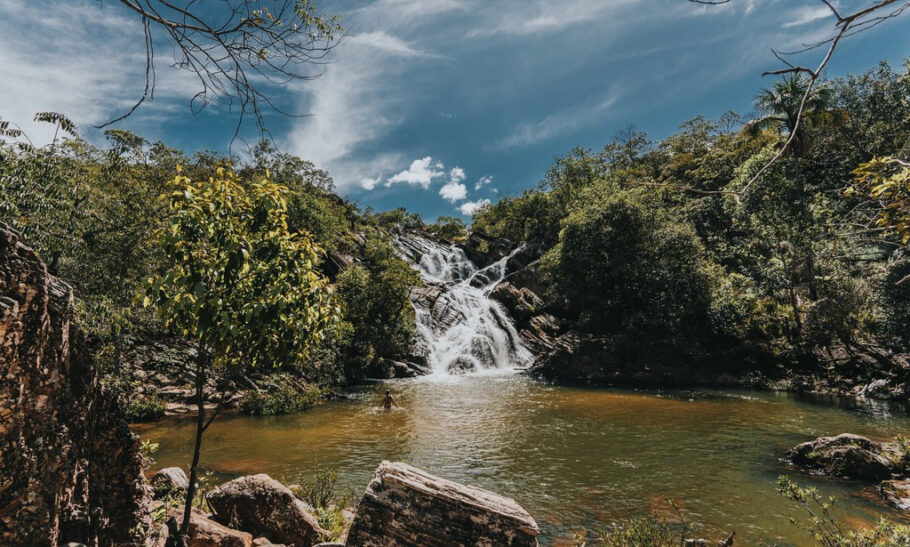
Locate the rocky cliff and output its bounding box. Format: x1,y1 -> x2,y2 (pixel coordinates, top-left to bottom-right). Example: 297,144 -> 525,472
0,222 -> 150,546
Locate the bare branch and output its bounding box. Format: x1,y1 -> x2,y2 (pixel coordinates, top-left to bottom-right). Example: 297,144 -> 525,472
100,0 -> 342,144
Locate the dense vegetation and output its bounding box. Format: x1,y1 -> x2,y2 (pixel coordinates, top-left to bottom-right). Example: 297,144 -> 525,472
0,124 -> 424,410
473,61 -> 910,388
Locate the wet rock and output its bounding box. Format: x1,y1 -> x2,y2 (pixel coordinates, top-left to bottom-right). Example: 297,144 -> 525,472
0,222 -> 150,546
787,434 -> 898,481
252,538 -> 287,547
490,282 -> 542,325
151,467 -> 189,499
167,507 -> 252,547
459,231 -> 513,268
387,359 -> 431,378
880,479 -> 910,511
519,314 -> 562,355
347,461 -> 539,546
206,474 -> 327,547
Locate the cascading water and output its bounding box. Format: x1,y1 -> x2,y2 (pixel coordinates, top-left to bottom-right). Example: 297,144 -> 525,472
396,234 -> 533,376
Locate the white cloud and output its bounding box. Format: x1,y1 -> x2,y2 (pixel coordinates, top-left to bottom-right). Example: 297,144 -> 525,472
438,166 -> 468,202
474,175 -> 493,190
459,199 -> 491,216
492,87 -> 622,149
387,156 -> 445,188
360,176 -> 380,190
286,29 -> 439,190
345,31 -> 428,57
782,5 -> 833,28
0,0 -> 192,144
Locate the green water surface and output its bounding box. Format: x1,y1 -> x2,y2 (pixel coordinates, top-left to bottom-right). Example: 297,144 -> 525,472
134,375 -> 910,545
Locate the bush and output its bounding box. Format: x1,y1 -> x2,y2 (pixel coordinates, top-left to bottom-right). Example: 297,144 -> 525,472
122,396 -> 166,422
238,384 -> 322,416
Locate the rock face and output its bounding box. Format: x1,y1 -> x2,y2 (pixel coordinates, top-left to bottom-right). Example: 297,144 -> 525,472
0,223 -> 150,545
787,434 -> 898,481
167,507 -> 252,547
347,461 -> 539,546
206,474 -> 326,547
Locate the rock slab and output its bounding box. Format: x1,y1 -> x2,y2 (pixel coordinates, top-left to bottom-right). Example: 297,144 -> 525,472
347,461 -> 539,546
167,507 -> 252,547
206,473 -> 326,547
0,222 -> 150,545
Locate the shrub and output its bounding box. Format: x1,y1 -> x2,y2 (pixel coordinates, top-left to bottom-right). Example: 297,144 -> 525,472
238,384 -> 323,416
122,396 -> 166,422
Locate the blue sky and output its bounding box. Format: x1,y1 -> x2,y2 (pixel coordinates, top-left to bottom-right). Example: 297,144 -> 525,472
1,1 -> 908,221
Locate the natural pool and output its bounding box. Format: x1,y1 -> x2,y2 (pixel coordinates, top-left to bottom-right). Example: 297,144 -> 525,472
134,375 -> 910,545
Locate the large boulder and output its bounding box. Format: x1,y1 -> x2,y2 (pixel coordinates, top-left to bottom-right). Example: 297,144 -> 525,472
0,223 -> 150,545
347,461 -> 539,546
167,507 -> 252,547
206,474 -> 327,547
459,231 -> 513,268
787,434 -> 898,481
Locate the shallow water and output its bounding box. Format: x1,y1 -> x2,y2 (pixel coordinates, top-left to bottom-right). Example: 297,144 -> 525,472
135,376 -> 910,545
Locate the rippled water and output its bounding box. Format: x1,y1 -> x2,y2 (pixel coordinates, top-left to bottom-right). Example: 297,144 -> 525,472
135,376 -> 910,545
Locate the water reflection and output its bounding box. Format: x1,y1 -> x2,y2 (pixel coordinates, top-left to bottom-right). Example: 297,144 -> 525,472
133,377 -> 910,544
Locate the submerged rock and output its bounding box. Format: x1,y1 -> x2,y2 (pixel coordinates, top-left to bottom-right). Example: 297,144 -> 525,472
206,474 -> 327,547
787,433 -> 898,481
347,461 -> 539,546
167,507 -> 252,547
880,479 -> 910,511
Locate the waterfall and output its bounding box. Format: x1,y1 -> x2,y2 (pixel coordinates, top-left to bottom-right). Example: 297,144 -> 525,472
396,234 -> 533,376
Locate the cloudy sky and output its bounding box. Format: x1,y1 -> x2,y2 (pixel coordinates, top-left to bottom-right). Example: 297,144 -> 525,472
1,0 -> 908,220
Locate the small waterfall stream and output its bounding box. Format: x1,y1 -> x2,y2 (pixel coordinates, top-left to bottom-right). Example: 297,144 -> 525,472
396,234 -> 533,376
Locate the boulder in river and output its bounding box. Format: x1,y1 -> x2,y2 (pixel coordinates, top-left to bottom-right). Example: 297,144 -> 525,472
347,461 -> 539,546
880,479 -> 910,511
167,507 -> 252,547
206,474 -> 327,547
787,433 -> 898,481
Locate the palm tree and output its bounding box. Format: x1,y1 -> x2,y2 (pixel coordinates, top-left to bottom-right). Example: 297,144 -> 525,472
747,74 -> 842,157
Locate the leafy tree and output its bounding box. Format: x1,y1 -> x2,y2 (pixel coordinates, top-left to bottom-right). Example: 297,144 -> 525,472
142,166 -> 339,538
336,235 -> 420,378
426,216 -> 467,241
852,156 -> 910,245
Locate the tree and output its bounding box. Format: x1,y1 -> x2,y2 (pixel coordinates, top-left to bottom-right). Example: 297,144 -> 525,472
748,75 -> 840,157
103,1 -> 342,138
142,166 -> 338,539
852,156 -> 910,246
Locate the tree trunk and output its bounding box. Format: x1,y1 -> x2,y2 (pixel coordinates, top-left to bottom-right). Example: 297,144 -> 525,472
179,350 -> 208,542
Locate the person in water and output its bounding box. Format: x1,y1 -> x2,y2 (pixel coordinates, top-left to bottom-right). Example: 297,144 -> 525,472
382,389 -> 400,410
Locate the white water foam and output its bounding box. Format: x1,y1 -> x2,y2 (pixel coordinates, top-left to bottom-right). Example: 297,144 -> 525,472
396,234 -> 533,378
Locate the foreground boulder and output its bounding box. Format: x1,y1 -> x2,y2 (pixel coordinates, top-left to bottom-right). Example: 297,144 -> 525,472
0,223 -> 150,545
347,461 -> 539,546
787,434 -> 898,481
206,474 -> 326,547
167,507 -> 252,547
151,466 -> 190,499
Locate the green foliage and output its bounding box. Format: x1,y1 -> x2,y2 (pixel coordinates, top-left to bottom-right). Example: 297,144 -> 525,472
123,396 -> 166,422
593,517 -> 679,546
852,157 -> 910,245
293,467 -> 339,508
142,166 -> 339,371
334,235 -> 421,379
776,476 -> 910,546
238,383 -> 322,416
545,188 -> 713,340
140,439 -> 159,471
426,216 -> 467,241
